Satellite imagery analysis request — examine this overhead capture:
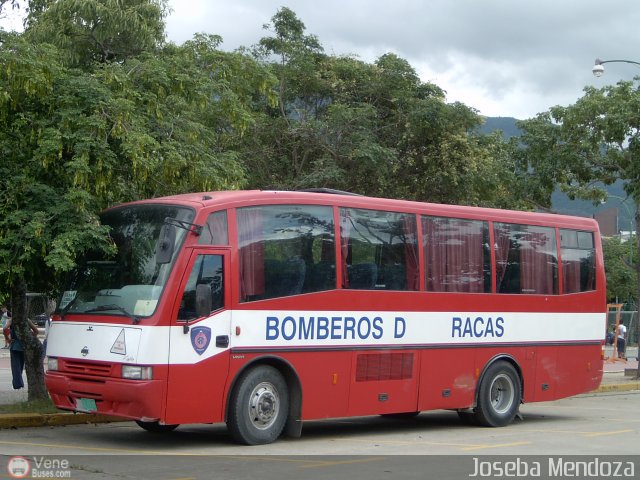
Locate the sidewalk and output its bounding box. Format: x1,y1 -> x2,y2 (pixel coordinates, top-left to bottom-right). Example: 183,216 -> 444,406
0,345 -> 639,430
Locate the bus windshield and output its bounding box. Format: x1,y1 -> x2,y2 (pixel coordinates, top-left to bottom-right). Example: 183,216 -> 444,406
57,204 -> 194,319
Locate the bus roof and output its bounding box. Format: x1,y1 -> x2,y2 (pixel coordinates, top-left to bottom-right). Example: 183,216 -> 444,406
112,190 -> 600,231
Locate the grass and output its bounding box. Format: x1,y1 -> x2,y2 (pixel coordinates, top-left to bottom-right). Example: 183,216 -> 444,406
0,397 -> 61,415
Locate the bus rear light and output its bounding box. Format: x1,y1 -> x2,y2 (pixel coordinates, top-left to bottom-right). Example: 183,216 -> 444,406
47,357 -> 59,371
122,365 -> 153,380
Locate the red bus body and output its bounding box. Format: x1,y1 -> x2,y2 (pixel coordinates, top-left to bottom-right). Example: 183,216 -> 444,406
45,190 -> 606,443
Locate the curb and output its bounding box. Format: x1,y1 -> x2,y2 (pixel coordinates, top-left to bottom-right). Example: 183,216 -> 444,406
0,383 -> 638,430
0,412 -> 123,429
594,381 -> 640,393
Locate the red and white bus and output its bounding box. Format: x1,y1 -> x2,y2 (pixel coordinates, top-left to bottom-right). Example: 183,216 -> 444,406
45,190 -> 606,444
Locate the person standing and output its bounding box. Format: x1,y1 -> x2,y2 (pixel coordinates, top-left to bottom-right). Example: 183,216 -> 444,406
1,306 -> 9,348
617,319 -> 627,360
3,315 -> 39,389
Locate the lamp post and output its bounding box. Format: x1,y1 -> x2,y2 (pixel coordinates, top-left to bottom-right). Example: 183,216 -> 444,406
607,194 -> 635,265
592,58 -> 640,77
592,58 -> 640,372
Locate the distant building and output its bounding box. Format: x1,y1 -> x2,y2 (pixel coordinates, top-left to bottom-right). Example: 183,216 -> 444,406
594,208 -> 618,237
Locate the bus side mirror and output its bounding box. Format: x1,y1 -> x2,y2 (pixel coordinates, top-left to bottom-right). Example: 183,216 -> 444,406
195,284 -> 212,319
155,222 -> 176,264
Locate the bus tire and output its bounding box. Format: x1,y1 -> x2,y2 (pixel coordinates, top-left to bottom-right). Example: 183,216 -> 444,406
135,420 -> 179,433
227,365 -> 289,445
475,361 -> 521,427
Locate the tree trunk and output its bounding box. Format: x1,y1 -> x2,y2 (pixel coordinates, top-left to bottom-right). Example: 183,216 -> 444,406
10,278 -> 48,401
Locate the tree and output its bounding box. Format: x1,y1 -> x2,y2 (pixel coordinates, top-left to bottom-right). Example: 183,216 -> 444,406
245,9 -> 527,208
255,6 -> 324,122
602,236 -> 637,304
0,15 -> 275,398
25,0 -> 169,67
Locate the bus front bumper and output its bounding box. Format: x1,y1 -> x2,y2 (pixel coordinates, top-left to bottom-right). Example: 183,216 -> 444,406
45,371 -> 165,421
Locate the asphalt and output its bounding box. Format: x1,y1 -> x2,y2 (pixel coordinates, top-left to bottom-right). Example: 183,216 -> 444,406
0,344 -> 638,430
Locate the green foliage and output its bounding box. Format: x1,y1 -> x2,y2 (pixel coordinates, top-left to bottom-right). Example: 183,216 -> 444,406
243,9 -> 528,208
0,18 -> 276,292
25,0 -> 169,67
602,236 -> 637,304
518,79 -> 640,204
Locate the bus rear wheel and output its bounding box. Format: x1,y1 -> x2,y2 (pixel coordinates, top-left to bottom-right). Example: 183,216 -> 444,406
135,420 -> 179,433
227,365 -> 289,445
474,361 -> 521,427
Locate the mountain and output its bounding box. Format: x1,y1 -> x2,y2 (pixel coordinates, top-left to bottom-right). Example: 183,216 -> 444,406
478,116 -> 521,139
480,117 -> 636,227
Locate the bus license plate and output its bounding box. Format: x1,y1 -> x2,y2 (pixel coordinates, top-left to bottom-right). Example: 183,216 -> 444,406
76,398 -> 97,412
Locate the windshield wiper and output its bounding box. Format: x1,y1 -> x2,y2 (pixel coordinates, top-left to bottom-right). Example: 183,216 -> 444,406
84,304 -> 141,325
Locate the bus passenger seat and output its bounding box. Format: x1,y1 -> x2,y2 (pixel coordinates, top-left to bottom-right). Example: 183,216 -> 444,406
348,263 -> 378,289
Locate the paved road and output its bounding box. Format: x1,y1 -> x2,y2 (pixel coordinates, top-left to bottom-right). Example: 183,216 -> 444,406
0,391 -> 638,455
1,391 -> 639,479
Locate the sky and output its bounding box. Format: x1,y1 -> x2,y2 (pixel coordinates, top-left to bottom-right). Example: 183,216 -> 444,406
164,0 -> 640,119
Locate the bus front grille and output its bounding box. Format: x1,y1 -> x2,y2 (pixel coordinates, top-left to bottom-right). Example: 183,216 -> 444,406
64,360 -> 113,376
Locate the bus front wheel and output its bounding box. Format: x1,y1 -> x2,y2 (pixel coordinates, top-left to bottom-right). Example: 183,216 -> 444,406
227,365 -> 289,445
474,361 -> 521,427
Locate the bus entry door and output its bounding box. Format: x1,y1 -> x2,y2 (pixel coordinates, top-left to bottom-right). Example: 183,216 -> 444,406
165,249 -> 231,425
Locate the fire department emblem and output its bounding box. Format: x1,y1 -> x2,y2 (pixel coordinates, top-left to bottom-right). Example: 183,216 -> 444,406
190,326 -> 211,355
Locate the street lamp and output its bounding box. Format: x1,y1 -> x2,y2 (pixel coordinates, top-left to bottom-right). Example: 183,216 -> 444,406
591,58 -> 640,369
592,58 -> 640,77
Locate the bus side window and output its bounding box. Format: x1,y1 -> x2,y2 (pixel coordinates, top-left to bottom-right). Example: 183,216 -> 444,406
422,216 -> 491,293
237,205 -> 336,302
560,229 -> 596,293
199,211 -> 228,245
177,255 -> 224,321
495,223 -> 558,295
340,208 -> 419,291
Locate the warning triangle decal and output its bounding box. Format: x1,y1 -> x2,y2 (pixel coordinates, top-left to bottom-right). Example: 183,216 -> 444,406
110,329 -> 126,355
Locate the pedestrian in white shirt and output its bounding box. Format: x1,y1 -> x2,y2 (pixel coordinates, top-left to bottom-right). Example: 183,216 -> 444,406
617,319 -> 627,360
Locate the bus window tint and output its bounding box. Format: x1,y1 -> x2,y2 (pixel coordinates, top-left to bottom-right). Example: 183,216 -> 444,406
237,205 -> 336,302
422,216 -> 491,293
178,254 -> 224,321
495,223 -> 558,295
199,211 -> 228,245
560,229 -> 596,293
340,208 -> 419,291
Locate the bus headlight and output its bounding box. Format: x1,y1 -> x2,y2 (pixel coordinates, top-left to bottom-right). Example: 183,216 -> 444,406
47,357 -> 58,371
122,365 -> 153,380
